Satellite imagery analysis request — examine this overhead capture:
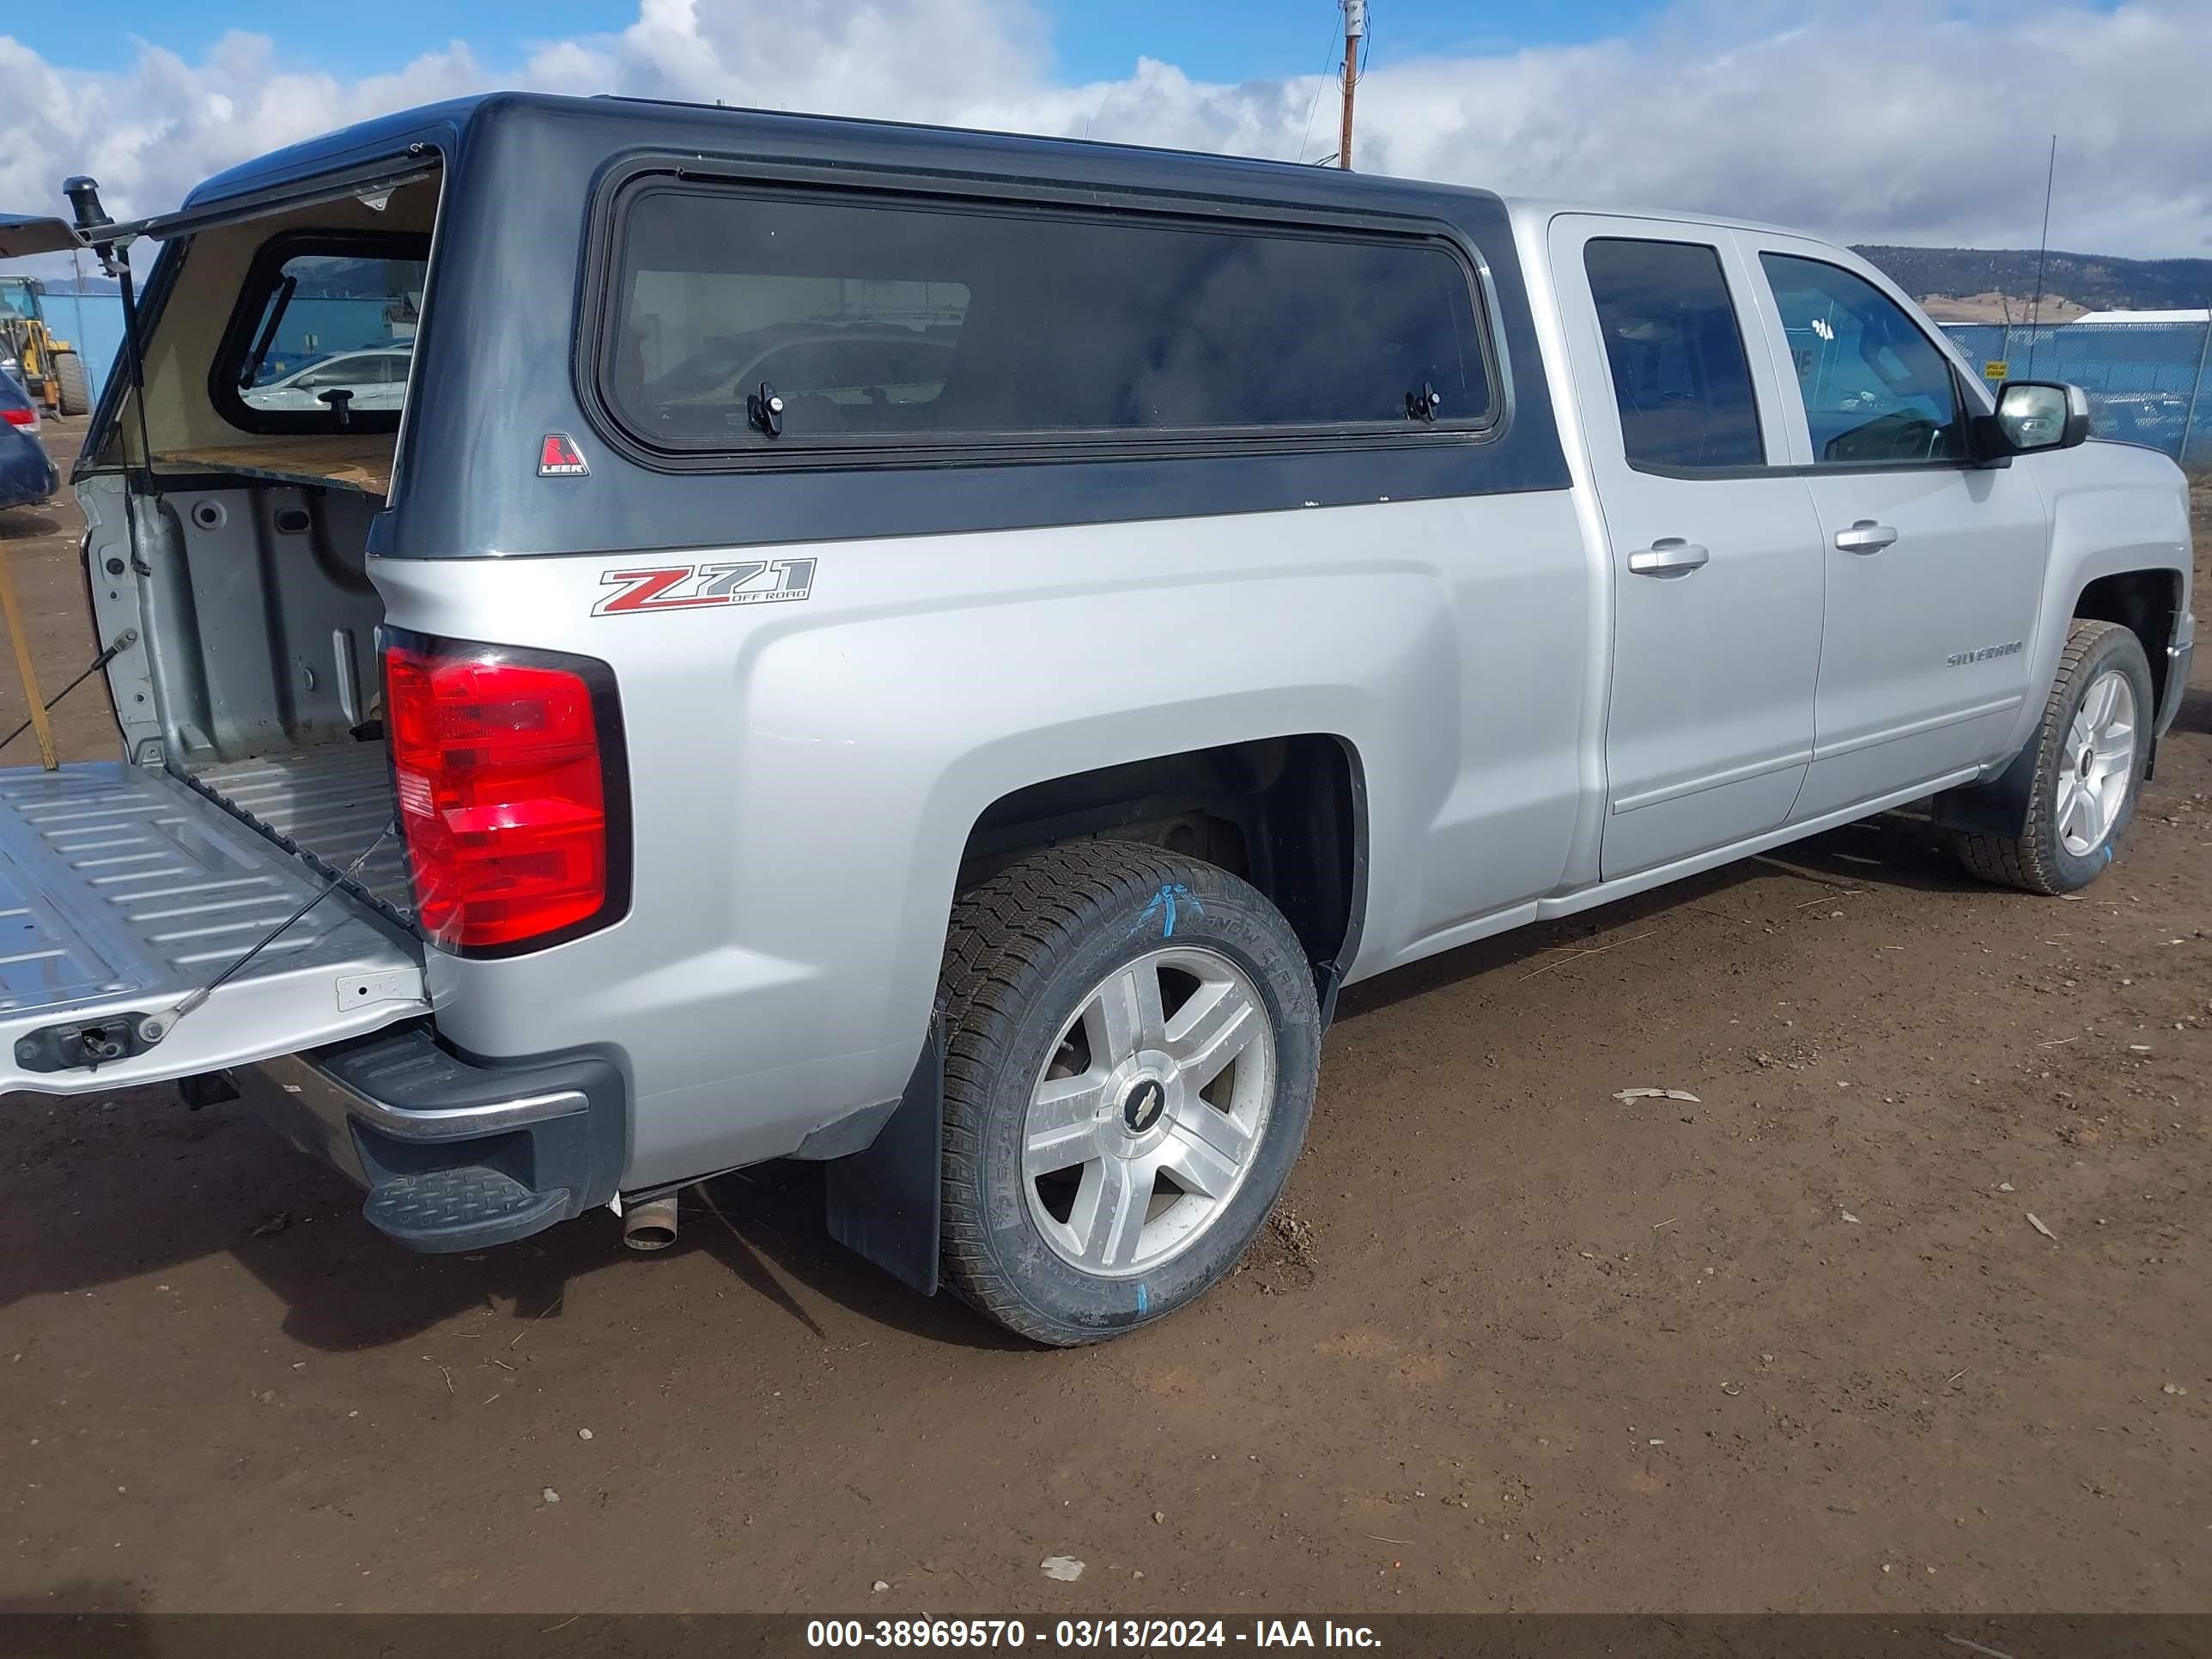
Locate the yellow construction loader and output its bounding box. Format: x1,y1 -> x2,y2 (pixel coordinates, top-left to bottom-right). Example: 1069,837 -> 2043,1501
0,275 -> 89,415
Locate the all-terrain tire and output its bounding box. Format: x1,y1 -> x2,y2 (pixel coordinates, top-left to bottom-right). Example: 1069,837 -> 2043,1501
937,841 -> 1320,1346
1948,618 -> 2153,895
51,350 -> 88,416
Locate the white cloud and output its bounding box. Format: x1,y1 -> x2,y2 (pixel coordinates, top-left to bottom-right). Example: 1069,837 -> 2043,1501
0,29 -> 493,265
538,0 -> 1052,112
3,0 -> 2209,263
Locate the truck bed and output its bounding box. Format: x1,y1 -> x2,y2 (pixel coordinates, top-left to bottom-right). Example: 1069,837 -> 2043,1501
188,744 -> 411,917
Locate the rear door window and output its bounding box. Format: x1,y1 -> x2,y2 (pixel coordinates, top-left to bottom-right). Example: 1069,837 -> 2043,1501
599,185 -> 1495,455
218,240 -> 428,432
1583,238 -> 1765,471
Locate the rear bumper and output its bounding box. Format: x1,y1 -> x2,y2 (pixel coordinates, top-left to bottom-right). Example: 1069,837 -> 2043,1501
228,1023 -> 627,1252
2157,613 -> 2194,738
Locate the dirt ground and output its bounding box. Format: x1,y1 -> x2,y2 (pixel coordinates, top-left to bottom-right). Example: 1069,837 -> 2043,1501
0,420 -> 2206,1617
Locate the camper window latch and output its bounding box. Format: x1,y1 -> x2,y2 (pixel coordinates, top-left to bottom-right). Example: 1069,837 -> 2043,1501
747,381 -> 786,440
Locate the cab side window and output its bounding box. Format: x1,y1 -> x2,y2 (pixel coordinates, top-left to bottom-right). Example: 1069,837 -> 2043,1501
1759,253 -> 1966,466
1583,238 -> 1765,471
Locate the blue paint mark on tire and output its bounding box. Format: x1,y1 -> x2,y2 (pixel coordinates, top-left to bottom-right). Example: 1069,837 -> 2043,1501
1136,1282 -> 1150,1315
1128,884 -> 1205,939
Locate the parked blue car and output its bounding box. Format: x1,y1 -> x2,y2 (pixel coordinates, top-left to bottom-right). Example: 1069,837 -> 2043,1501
0,407 -> 55,509
0,365 -> 40,434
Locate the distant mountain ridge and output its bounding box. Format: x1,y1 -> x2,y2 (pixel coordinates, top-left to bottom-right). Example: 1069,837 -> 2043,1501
1854,245 -> 2212,313
27,246 -> 2209,322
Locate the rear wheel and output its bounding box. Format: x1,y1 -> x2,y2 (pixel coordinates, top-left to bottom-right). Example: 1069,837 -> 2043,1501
50,350 -> 88,416
938,842 -> 1320,1346
1949,618 -> 2152,894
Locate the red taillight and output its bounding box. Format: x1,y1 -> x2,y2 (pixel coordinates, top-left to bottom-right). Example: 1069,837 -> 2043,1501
1,408 -> 34,428
382,637 -> 625,952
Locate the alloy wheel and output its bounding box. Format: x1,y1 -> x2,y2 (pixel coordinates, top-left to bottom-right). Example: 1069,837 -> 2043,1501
2056,668 -> 2137,857
1022,945 -> 1276,1277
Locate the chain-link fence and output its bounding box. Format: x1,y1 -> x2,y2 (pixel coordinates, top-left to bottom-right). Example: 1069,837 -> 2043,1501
1942,320 -> 2211,466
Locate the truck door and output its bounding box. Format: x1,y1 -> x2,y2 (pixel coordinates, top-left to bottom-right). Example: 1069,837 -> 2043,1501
1738,239 -> 2051,821
1549,216 -> 1826,881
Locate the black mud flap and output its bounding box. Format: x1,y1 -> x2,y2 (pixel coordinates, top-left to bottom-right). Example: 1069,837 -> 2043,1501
823,1026 -> 943,1297
1315,957 -> 1348,1030
1929,740 -> 2038,838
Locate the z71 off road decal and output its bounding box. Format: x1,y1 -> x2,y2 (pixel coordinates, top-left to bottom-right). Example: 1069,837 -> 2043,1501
592,558 -> 817,617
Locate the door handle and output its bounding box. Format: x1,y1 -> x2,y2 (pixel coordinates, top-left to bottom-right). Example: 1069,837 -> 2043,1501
1626,538 -> 1711,577
1834,520 -> 1899,554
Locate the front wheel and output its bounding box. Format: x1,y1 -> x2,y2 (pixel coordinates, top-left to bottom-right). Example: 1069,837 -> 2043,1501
937,842 -> 1320,1346
1950,618 -> 2153,894
50,349 -> 88,416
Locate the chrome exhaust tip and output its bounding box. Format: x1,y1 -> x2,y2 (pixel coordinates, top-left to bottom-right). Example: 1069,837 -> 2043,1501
621,1191 -> 679,1252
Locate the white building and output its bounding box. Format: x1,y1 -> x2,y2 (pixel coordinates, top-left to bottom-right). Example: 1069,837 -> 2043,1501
2068,308 -> 2210,325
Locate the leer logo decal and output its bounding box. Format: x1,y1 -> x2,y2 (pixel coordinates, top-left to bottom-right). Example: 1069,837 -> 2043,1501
592,558 -> 817,617
538,433 -> 590,476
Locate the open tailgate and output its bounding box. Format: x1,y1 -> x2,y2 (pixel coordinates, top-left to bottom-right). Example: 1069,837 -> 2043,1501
0,762 -> 426,1094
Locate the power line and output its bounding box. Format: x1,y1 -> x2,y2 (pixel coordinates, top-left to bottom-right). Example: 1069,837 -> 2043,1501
1292,7 -> 1348,164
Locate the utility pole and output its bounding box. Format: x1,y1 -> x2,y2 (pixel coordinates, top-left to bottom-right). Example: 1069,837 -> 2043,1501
1338,1 -> 1365,171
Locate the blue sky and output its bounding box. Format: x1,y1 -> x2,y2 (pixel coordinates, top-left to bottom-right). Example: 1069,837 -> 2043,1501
2,1 -> 2195,260
44,1 -> 1669,82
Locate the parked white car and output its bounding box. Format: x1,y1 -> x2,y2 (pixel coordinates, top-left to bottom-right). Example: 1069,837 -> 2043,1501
240,346 -> 412,411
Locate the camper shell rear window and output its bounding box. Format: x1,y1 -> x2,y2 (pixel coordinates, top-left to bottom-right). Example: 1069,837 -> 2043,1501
210,229 -> 429,436
590,177 -> 1498,466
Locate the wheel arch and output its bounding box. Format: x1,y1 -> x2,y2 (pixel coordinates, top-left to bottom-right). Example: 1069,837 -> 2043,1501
2032,446 -> 2191,756
1933,612 -> 2156,842
2071,567 -> 2183,715
829,736 -> 1369,1304
954,732 -> 1370,1021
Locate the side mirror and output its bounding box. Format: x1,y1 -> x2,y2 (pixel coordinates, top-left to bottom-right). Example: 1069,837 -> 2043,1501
1976,380 -> 2091,460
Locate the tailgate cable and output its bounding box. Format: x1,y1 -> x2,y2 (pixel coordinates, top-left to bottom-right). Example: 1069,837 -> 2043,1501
0,629 -> 138,756
137,821 -> 399,1049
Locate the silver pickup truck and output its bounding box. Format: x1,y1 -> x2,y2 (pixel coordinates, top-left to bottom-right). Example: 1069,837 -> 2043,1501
0,94 -> 2192,1346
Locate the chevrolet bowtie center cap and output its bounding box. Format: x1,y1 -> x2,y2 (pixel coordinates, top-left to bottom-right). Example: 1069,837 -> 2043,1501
1122,1078 -> 1166,1134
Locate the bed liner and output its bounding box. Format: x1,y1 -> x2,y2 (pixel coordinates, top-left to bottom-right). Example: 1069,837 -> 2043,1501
185,742 -> 411,921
